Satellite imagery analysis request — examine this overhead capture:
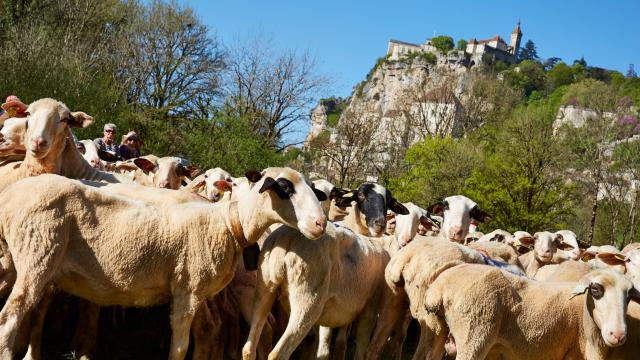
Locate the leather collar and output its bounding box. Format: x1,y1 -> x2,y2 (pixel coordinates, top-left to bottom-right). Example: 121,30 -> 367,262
229,201 -> 251,248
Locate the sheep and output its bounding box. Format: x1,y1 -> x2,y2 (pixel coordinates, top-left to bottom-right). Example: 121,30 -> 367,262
552,230 -> 583,262
311,179 -> 335,216
133,156 -> 200,190
0,167 -> 327,360
537,255 -> 640,360
0,98 -> 94,193
394,202 -> 432,248
77,139 -> 105,170
426,195 -> 492,243
477,229 -> 513,243
468,241 -> 522,266
0,117 -> 27,159
518,231 -> 566,277
242,184 -> 408,360
185,167 -> 234,202
423,264 -> 639,360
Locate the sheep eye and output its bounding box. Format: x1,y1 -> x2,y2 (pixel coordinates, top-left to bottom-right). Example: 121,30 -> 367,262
589,283 -> 604,300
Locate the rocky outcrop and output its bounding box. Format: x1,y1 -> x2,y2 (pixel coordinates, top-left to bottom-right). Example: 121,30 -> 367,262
304,103 -> 327,146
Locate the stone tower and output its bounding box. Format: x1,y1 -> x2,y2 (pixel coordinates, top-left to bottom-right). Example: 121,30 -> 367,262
509,21 -> 522,56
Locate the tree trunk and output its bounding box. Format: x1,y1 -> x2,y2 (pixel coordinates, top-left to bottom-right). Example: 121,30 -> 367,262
588,183 -> 599,245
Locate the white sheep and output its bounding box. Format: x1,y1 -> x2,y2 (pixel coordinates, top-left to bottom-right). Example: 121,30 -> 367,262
185,167 -> 234,202
133,156 -> 200,190
426,195 -> 492,243
518,231 -> 565,277
77,139 -> 106,170
553,230 -> 583,262
423,264 -> 639,359
0,167 -> 327,360
477,229 -> 513,243
242,183 -> 408,360
0,117 -> 27,158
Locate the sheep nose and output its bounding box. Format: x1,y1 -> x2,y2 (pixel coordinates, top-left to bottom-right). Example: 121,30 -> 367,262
90,159 -> 100,167
31,137 -> 47,150
373,217 -> 386,229
448,227 -> 464,241
315,218 -> 327,232
158,180 -> 170,189
608,330 -> 626,345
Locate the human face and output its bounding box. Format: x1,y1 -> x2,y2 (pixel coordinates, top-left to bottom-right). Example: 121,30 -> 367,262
104,128 -> 115,142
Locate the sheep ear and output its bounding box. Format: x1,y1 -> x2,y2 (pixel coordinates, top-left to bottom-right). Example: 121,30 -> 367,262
190,179 -> 207,192
470,206 -> 492,223
630,287 -> 640,303
259,177 -> 277,194
245,170 -> 262,183
213,180 -> 232,192
518,236 -> 535,246
419,215 -> 435,231
313,188 -> 328,201
177,164 -> 200,179
68,112 -> 93,128
427,201 -> 445,216
596,252 -> 627,267
388,198 -> 409,215
333,191 -> 357,208
329,187 -> 349,200
554,234 -> 564,246
134,158 -> 157,173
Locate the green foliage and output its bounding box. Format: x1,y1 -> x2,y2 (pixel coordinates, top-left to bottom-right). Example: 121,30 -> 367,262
504,60 -> 546,97
456,39 -> 468,51
547,62 -> 575,90
388,137 -> 481,206
518,40 -> 539,62
431,36 -> 454,54
465,104 -> 574,232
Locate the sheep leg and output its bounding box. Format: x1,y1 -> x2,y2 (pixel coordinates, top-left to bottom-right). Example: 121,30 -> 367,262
191,300 -> 219,360
366,292 -> 407,360
23,286 -> 56,360
71,300 -> 100,360
242,285 -> 278,360
268,288 -> 326,360
412,320 -> 430,360
316,326 -> 332,360
354,302 -> 377,360
169,293 -> 201,360
0,269 -> 54,358
333,325 -> 349,360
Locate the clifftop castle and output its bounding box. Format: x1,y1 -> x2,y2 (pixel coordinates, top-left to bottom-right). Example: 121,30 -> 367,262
387,22 -> 523,66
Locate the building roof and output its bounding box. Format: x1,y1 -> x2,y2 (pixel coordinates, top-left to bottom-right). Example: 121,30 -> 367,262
476,35 -> 506,45
512,21 -> 522,35
388,39 -> 420,47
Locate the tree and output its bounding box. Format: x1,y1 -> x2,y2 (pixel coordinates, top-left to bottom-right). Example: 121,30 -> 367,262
224,36 -> 329,147
318,106 -> 380,187
117,0 -> 225,116
518,40 -> 539,62
543,57 -> 562,71
627,64 -> 638,78
465,104 -> 574,232
559,79 -> 624,245
431,36 -> 454,54
456,39 -> 468,51
388,137 -> 481,206
504,60 -> 546,96
547,62 -> 575,89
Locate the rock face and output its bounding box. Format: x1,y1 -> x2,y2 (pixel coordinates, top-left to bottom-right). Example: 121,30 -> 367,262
304,103 -> 327,146
305,56 -> 472,182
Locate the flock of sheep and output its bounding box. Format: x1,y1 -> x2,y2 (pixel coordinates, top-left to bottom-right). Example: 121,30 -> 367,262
0,97 -> 637,360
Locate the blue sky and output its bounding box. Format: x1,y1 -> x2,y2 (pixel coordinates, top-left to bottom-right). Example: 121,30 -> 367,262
181,0 -> 639,142
185,0 -> 639,98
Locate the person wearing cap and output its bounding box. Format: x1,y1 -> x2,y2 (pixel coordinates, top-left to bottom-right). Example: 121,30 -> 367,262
118,131 -> 142,160
0,95 -> 28,123
94,123 -> 120,161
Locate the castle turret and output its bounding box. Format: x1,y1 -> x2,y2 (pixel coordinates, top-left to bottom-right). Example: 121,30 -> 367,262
509,21 -> 522,56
